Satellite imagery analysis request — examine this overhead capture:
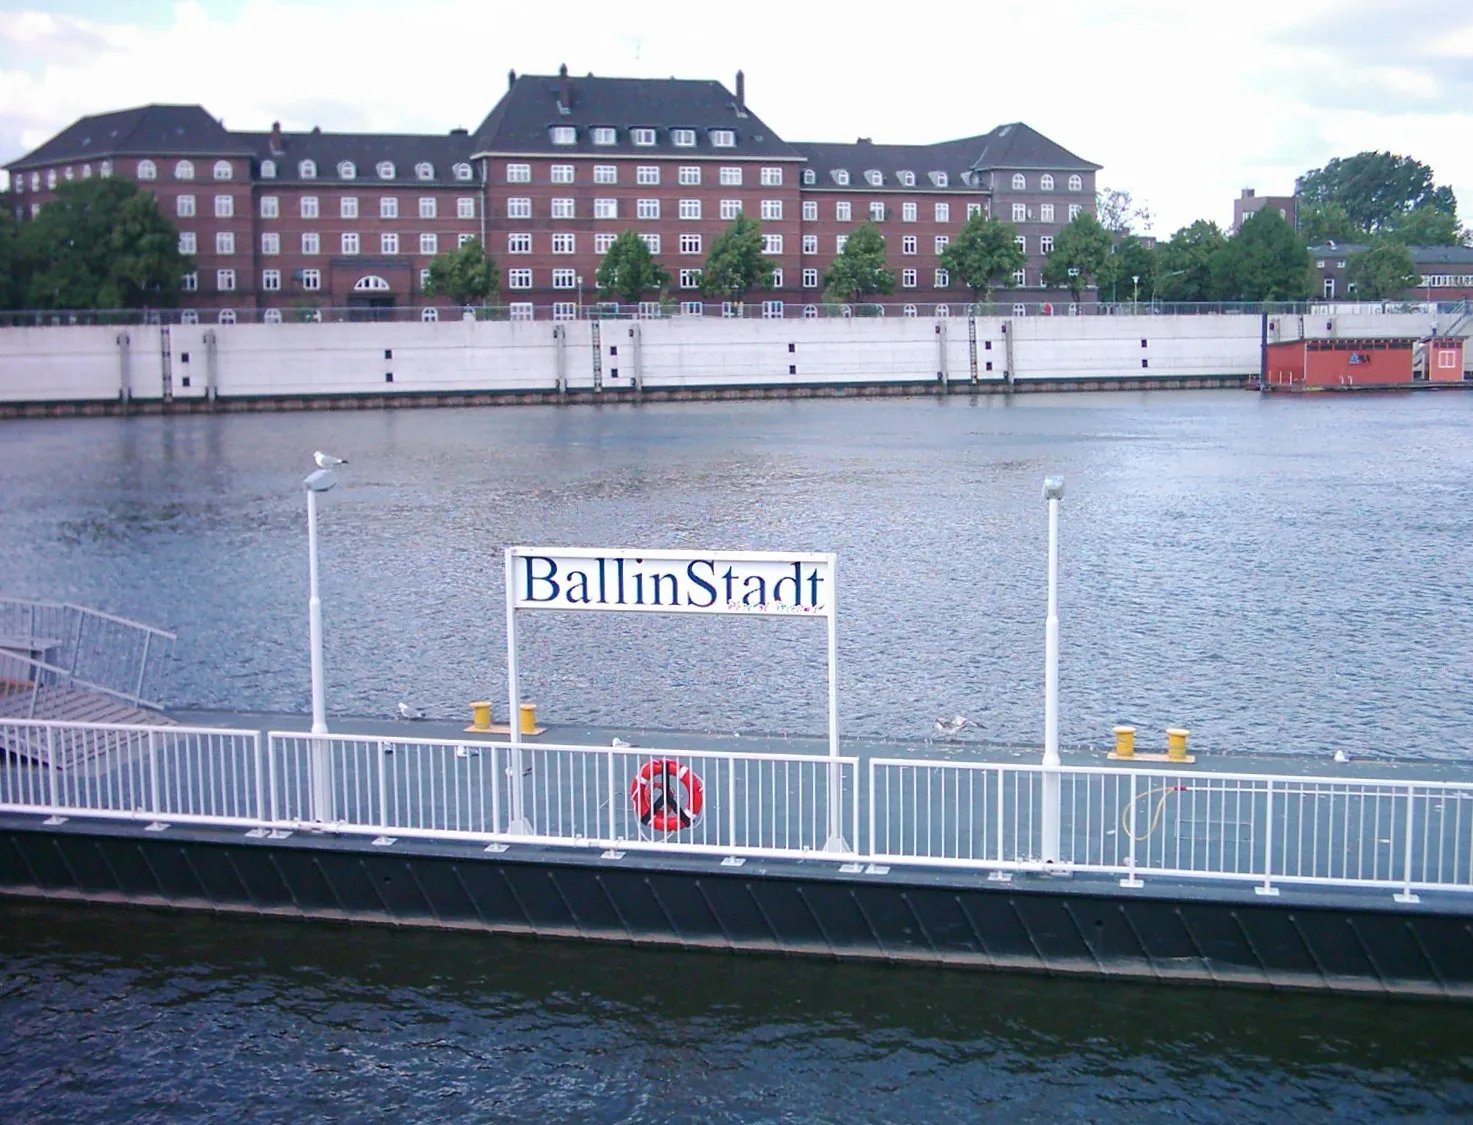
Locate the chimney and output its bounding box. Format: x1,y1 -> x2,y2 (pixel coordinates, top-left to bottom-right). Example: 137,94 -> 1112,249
507,68 -> 516,90
735,69 -> 745,111
558,63 -> 570,112
1241,188 -> 1255,198
268,120 -> 284,156
311,125 -> 321,135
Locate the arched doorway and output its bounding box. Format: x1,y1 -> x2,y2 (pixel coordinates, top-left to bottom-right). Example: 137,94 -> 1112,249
348,274 -> 394,320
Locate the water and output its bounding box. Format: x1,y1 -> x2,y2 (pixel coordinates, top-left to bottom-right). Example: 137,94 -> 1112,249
6,390 -> 1473,1120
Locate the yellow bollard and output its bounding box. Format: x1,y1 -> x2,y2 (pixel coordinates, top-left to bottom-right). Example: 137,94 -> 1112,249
1112,725 -> 1136,759
1166,727 -> 1190,762
466,701 -> 492,732
520,702 -> 539,735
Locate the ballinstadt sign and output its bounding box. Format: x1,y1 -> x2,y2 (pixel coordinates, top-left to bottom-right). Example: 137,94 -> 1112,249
507,547 -> 835,617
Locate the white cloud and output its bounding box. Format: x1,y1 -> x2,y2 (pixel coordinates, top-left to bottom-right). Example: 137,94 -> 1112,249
1,0 -> 1469,237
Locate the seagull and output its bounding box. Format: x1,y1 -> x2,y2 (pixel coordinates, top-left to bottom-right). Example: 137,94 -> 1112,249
314,451 -> 348,468
611,737 -> 632,748
455,746 -> 480,759
397,701 -> 426,721
1333,749 -> 1352,764
934,715 -> 974,736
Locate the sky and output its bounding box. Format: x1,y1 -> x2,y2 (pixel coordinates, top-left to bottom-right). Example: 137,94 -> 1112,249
1,0 -> 1470,237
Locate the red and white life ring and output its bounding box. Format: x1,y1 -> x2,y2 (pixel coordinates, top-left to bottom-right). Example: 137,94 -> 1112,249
629,758 -> 705,832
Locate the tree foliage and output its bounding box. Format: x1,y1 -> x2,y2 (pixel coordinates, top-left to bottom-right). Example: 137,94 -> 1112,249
1383,204 -> 1462,247
596,229 -> 669,305
0,208 -> 26,310
700,214 -> 774,301
1347,241 -> 1418,299
422,236 -> 498,305
1296,151 -> 1458,235
1297,201 -> 1358,247
1097,234 -> 1157,302
822,222 -> 894,302
1042,211 -> 1111,302
1154,220 -> 1227,302
20,177 -> 191,309
937,212 -> 1025,302
1095,187 -> 1152,236
1207,207 -> 1312,301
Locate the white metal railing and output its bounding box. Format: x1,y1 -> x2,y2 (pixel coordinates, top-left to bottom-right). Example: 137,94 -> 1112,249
0,598 -> 176,710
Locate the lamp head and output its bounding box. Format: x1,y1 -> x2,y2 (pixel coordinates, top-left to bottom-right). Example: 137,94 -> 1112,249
304,468 -> 338,493
1043,477 -> 1065,501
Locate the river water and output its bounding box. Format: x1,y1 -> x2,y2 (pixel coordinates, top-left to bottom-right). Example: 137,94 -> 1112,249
4,390 -> 1473,1119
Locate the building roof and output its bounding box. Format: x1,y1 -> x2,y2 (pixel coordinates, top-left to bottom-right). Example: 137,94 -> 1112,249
5,104 -> 252,171
471,69 -> 802,160
233,129 -> 477,184
964,122 -> 1100,172
1309,242 -> 1473,266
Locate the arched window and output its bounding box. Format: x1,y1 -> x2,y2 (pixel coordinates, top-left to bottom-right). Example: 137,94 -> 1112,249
802,304 -> 818,318
353,275 -> 392,292
63,166 -> 74,181
415,162 -> 433,180
935,305 -> 951,318
180,310 -> 199,325
137,159 -> 157,180
174,160 -> 195,180
217,309 -> 237,324
29,172 -> 38,190
453,162 -> 473,181
1040,174 -> 1054,191
298,159 -> 317,179
1011,173 -> 1026,190
99,161 -> 113,177
421,306 -> 439,322
338,161 -> 357,179
903,305 -> 918,317
260,159 -> 277,179
264,308 -> 283,324
376,161 -> 395,179
45,169 -> 56,188
81,164 -> 92,179
213,160 -> 233,180
802,168 -> 815,185
1068,174 -> 1082,191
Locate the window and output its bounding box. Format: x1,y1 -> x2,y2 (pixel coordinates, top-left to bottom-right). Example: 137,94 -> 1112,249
551,233 -> 575,254
260,160 -> 276,179
338,161 -> 357,179
902,235 -> 917,254
302,232 -> 319,254
1012,269 -> 1026,285
420,233 -> 438,255
763,234 -> 783,254
865,170 -> 882,187
298,160 -> 316,179
181,271 -> 197,291
710,129 -> 735,147
508,268 -> 532,289
1040,203 -> 1054,222
935,269 -> 950,288
680,199 -> 702,220
420,268 -> 432,289
592,127 -> 616,146
552,268 -> 576,288
137,160 -> 157,180
802,169 -> 816,185
507,197 -> 531,218
457,232 -> 473,247
679,166 -> 700,185
1010,173 -> 1026,191
332,196 -> 354,219
176,194 -> 195,217
832,169 -> 850,185
679,268 -> 702,289
507,233 -> 532,254
509,302 -> 535,320
935,235 -> 949,253
551,303 -> 576,321
594,165 -> 616,184
302,268 -> 321,291
372,161 -> 394,181
802,268 -> 819,288
262,232 -> 280,255
174,160 -> 195,180
507,163 -> 531,182
213,160 -> 232,180
672,128 -> 696,147
215,195 -> 234,218
1012,203 -> 1027,222
594,198 -> 618,219
217,309 -> 237,325
100,160 -> 112,177
761,199 -> 782,220
935,202 -> 950,223
637,165 -> 659,185
903,305 -> 917,317
968,203 -> 982,219
381,232 -> 400,254
802,200 -> 818,222
869,201 -> 885,221
631,127 -> 656,146
770,268 -> 783,288
902,269 -> 917,288
216,231 -> 236,255
419,197 -> 437,218
836,235 -> 848,253
179,232 -> 197,255
929,171 -> 949,188
762,300 -> 783,318
261,195 -> 279,218
761,166 -> 783,186
594,233 -> 616,253
262,269 -> 280,291
802,235 -> 818,254
899,171 -> 916,187
637,198 -> 660,219
836,201 -> 852,221
1040,236 -> 1053,253
720,166 -> 742,185
380,197 -> 397,218
550,164 -> 574,183
342,232 -> 360,254
720,199 -> 742,220
902,202 -> 917,222
1068,174 -> 1083,191
680,233 -> 702,254
1041,174 -> 1055,191
453,163 -> 473,181
680,301 -> 704,316
216,269 -> 235,291
1069,204 -> 1082,219
641,233 -> 661,254
551,197 -> 575,218
415,162 -> 433,180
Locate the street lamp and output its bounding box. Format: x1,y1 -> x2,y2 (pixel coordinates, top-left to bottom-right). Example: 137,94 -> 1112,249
1041,476 -> 1065,863
304,466 -> 337,824
1132,274 -> 1140,304
576,275 -> 584,319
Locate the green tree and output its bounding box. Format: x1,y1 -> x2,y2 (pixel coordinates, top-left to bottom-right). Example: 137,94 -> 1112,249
1095,187 -> 1152,236
1298,201 -> 1358,246
22,177 -> 191,309
1155,220 -> 1228,302
700,214 -> 775,304
1347,241 -> 1418,299
596,229 -> 669,305
1383,204 -> 1462,247
1042,211 -> 1111,302
1296,151 -> 1457,234
822,221 -> 894,302
937,213 -> 1025,303
1097,234 -> 1158,303
422,236 -> 498,305
0,208 -> 26,310
1208,207 -> 1312,301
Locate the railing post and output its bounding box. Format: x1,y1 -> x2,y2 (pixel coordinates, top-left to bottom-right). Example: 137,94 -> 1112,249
1396,784 -> 1421,903
1256,779 -> 1279,896
310,736 -> 332,825
147,728 -> 160,816
377,739 -> 388,829
866,759 -> 876,859
253,731 -> 265,824
267,733 -> 279,824
46,725 -> 59,810
1121,772 -> 1143,887
728,755 -> 737,851
607,748 -> 618,844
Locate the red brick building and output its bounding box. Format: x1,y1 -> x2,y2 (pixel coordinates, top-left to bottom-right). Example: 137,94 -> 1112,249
5,69 -> 1101,320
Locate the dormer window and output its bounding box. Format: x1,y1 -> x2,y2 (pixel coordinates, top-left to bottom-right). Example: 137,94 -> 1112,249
260,159 -> 277,178
213,160 -> 233,180
174,160 -> 195,180
136,160 -> 157,180
99,161 -> 112,177
929,171 -> 949,188
672,128 -> 696,147
898,170 -> 916,187
550,126 -> 577,145
710,129 -> 735,148
338,161 -> 357,179
1012,173 -> 1026,190
453,162 -> 473,181
592,127 -> 616,145
631,128 -> 656,146
831,169 -> 849,185
415,162 -> 434,180
802,168 -> 816,185
1040,174 -> 1055,191
865,170 -> 883,187
377,161 -> 396,179
299,159 -> 317,179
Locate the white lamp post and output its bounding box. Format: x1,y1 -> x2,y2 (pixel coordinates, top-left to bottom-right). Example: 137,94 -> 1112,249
304,466 -> 337,823
1041,476 -> 1065,863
